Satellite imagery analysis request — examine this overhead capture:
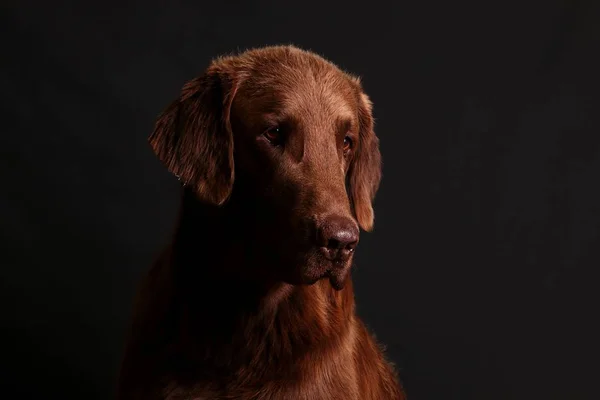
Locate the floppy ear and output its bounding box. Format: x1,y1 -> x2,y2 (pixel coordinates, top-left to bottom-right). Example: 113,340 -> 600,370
148,65 -> 237,205
348,90 -> 382,232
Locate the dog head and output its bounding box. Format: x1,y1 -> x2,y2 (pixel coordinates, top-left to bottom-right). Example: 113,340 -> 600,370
149,46 -> 381,290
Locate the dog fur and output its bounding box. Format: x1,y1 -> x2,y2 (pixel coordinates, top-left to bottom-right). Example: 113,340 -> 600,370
117,45 -> 405,400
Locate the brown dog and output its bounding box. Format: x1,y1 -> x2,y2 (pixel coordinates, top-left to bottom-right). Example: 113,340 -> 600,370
117,45 -> 405,400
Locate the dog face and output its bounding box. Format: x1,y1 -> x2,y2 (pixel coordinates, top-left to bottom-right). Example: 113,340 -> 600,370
149,46 -> 381,290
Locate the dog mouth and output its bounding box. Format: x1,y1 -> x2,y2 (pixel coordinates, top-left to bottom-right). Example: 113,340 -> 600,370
297,255 -> 352,291
273,238 -> 354,291
325,267 -> 349,291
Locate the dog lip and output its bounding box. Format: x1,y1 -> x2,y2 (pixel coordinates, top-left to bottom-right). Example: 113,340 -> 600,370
304,275 -> 321,285
326,268 -> 349,291
319,246 -> 353,262
329,275 -> 345,291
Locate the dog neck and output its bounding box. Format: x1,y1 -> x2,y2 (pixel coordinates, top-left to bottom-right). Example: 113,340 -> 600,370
164,189 -> 357,383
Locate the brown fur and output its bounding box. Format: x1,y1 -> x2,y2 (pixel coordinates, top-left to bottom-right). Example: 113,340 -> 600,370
117,45 -> 405,400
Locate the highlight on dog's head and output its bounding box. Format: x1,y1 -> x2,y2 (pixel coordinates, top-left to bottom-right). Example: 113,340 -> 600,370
149,45 -> 382,289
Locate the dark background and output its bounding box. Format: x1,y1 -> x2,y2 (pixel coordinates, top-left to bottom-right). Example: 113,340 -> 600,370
2,0 -> 599,399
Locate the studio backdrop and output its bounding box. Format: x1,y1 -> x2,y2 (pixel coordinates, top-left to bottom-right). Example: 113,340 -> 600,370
2,1 -> 599,399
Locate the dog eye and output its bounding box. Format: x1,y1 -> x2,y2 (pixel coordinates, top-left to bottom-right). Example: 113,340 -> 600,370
343,135 -> 353,153
264,126 -> 283,145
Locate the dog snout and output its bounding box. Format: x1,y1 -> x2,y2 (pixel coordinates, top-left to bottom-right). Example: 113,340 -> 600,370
316,216 -> 359,262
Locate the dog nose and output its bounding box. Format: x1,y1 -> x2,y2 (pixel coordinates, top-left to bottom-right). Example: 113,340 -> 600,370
317,216 -> 359,261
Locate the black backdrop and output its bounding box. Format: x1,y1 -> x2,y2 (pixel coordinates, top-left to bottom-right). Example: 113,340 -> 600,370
2,1 -> 599,399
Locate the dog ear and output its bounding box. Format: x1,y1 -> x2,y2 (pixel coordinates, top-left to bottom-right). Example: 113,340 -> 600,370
148,65 -> 238,205
348,89 -> 382,232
